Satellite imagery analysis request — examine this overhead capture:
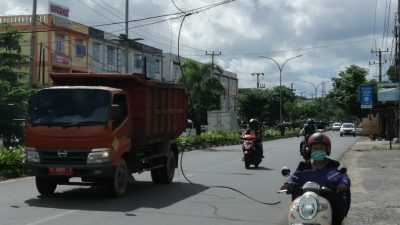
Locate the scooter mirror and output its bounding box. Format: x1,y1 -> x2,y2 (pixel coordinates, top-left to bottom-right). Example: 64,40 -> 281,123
281,167 -> 291,176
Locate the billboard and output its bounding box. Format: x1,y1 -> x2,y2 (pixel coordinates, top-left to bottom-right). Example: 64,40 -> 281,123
49,1 -> 69,19
377,83 -> 400,102
360,85 -> 373,109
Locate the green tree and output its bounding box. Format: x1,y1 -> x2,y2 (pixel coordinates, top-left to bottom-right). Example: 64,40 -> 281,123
0,24 -> 40,147
327,65 -> 368,119
386,65 -> 399,82
237,86 -> 297,125
284,99 -> 302,123
267,86 -> 297,123
178,60 -> 224,135
237,89 -> 269,123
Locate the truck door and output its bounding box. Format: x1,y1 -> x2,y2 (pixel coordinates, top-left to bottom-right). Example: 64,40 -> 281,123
111,94 -> 131,156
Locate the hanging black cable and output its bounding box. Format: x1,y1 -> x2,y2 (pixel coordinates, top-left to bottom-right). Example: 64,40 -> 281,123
175,7 -> 280,206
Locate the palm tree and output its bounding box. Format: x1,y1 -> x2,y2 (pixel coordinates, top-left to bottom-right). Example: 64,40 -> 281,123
178,60 -> 224,135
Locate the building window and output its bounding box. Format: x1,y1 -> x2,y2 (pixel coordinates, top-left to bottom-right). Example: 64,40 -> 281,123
155,59 -> 160,73
134,54 -> 143,69
107,46 -> 115,66
75,40 -> 86,57
92,43 -> 100,61
55,35 -> 64,53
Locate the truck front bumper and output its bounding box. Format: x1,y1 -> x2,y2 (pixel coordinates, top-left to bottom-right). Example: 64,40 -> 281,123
25,162 -> 114,177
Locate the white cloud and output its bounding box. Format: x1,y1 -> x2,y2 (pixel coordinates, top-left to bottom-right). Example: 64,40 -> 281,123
0,0 -> 394,94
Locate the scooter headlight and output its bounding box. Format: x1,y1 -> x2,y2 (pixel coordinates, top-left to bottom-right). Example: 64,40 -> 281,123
298,195 -> 318,220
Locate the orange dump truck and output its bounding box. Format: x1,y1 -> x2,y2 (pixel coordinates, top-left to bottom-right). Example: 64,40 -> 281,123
24,73 -> 187,196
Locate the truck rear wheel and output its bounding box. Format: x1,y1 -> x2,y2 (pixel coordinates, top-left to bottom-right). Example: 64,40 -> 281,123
110,158 -> 128,197
36,176 -> 57,196
151,150 -> 175,184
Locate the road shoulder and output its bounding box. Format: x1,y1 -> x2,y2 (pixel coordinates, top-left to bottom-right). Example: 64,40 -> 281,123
341,138 -> 400,225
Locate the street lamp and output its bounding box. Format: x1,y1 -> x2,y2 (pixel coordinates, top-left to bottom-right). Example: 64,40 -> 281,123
259,54 -> 302,122
300,80 -> 329,100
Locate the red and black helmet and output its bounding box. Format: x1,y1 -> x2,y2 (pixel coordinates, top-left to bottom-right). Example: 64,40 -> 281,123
307,132 -> 331,155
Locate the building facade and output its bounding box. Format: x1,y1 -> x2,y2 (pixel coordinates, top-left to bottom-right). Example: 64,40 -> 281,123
0,14 -> 90,83
0,13 -> 162,83
1,12 -> 238,117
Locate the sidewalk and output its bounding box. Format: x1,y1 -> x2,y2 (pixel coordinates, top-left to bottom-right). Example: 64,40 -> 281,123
341,137 -> 400,225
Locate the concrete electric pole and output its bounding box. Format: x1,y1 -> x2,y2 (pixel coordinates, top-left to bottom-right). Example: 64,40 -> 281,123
125,0 -> 129,73
29,0 -> 37,85
370,48 -> 389,82
251,72 -> 264,89
206,51 -> 221,67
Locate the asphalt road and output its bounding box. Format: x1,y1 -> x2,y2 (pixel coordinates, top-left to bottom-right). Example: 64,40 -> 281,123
0,131 -> 358,225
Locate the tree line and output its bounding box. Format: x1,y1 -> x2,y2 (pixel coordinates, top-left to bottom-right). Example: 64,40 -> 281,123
0,23 -> 381,147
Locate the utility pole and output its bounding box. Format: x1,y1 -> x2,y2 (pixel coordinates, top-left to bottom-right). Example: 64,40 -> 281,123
321,82 -> 326,97
251,72 -> 264,89
206,51 -> 221,67
370,48 -> 389,82
29,0 -> 37,85
125,0 -> 129,73
396,1 -> 400,81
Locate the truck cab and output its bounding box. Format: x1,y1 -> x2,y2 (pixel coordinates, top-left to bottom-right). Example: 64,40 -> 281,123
25,73 -> 187,197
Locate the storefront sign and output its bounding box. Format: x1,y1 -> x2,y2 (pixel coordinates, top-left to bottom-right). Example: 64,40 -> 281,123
52,53 -> 71,67
49,1 -> 69,19
377,82 -> 400,102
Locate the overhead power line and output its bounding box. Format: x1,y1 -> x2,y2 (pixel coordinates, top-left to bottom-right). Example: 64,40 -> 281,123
91,0 -> 235,28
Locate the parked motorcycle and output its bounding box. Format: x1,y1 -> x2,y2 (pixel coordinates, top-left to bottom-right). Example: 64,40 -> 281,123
241,134 -> 262,169
279,167 -> 349,225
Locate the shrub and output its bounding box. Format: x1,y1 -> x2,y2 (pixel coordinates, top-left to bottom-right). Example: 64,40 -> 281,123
0,146 -> 25,179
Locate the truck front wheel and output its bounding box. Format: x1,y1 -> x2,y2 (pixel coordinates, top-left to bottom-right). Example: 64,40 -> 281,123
110,158 -> 128,197
36,176 -> 57,196
151,150 -> 176,184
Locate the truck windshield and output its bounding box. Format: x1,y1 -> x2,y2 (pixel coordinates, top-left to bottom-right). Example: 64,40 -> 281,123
29,89 -> 110,126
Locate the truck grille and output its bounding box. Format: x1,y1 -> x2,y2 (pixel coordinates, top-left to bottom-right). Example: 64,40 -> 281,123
38,149 -> 91,164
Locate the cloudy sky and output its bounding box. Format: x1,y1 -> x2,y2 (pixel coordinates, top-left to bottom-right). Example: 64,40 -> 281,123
1,0 -> 396,97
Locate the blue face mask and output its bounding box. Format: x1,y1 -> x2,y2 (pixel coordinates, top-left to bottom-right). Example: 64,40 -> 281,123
311,150 -> 327,161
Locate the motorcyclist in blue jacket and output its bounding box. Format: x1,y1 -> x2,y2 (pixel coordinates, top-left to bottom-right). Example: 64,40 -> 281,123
281,132 -> 351,225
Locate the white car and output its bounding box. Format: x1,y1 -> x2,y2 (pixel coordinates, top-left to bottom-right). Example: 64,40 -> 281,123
332,122 -> 342,131
340,123 -> 356,137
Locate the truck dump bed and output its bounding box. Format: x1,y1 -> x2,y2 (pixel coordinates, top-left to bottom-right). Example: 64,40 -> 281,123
50,73 -> 187,145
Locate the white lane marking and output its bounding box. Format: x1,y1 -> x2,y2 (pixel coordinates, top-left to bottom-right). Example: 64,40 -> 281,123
24,210 -> 77,225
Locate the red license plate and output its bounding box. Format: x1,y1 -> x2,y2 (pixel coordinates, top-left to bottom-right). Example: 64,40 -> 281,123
49,167 -> 73,175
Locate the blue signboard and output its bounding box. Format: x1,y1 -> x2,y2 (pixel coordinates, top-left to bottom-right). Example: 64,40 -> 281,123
360,86 -> 373,109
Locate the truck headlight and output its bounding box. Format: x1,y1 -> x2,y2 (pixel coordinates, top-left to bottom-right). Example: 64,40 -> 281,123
87,148 -> 111,164
25,147 -> 40,163
298,195 -> 318,220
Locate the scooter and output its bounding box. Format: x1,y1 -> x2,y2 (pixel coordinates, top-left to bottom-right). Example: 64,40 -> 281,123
299,134 -> 311,160
278,167 -> 349,225
241,134 -> 262,169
